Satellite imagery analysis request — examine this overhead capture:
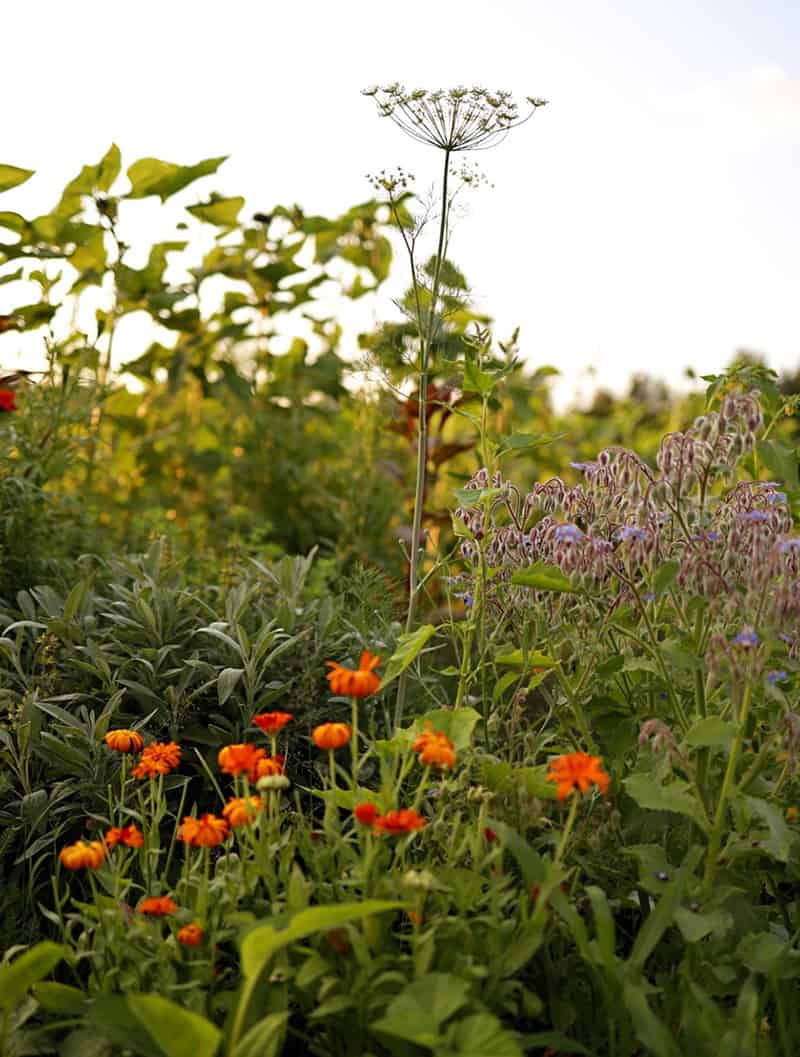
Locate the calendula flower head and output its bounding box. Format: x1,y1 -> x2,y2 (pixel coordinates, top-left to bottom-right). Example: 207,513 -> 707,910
252,711 -> 293,734
547,752 -> 610,801
353,802 -> 378,825
178,813 -> 230,847
59,839 -> 106,870
177,922 -> 204,947
325,651 -> 382,697
222,796 -> 264,828
104,729 -> 143,753
217,743 -> 265,781
412,726 -> 456,770
104,824 -> 144,849
363,84 -> 547,152
312,722 -> 352,750
132,741 -> 181,779
139,896 -> 178,917
373,808 -> 427,835
253,754 -> 284,779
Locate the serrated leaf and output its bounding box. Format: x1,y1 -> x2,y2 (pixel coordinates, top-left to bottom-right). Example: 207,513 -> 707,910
624,774 -> 708,832
684,716 -> 736,750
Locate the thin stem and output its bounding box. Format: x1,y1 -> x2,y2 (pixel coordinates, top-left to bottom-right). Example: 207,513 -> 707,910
395,147 -> 451,729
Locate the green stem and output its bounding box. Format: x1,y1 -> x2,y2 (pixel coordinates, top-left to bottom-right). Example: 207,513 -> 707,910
395,147 -> 451,730
703,683 -> 752,899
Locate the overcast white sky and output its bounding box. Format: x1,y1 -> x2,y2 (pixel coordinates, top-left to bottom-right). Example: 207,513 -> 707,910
2,0 -> 799,407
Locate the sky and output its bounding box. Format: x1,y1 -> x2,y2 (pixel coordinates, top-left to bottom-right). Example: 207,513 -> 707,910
2,0 -> 799,408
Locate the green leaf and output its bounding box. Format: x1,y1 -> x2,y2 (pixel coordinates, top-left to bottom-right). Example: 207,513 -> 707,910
441,1012 -> 524,1056
234,1013 -> 289,1057
736,932 -> 800,978
96,144 -> 121,192
187,196 -> 245,228
520,1032 -> 592,1056
0,165 -> 35,193
674,906 -> 733,943
381,625 -> 437,687
494,648 -> 557,669
511,562 -> 579,594
371,972 -> 470,1045
624,774 -> 709,832
496,432 -> 565,457
70,228 -> 107,273
218,667 -> 244,705
653,559 -> 680,597
628,846 -> 703,973
623,980 -> 681,1057
411,707 -> 480,751
462,359 -> 496,397
452,485 -> 506,508
126,156 -> 227,201
32,981 -> 87,1014
0,213 -> 28,236
240,902 -> 402,980
484,820 -> 545,886
126,994 -> 221,1057
684,716 -> 736,750
0,942 -> 65,1010
743,794 -> 796,863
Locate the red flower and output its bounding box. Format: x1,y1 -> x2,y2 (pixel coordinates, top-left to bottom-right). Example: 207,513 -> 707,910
104,824 -> 144,849
132,742 -> 181,779
177,922 -> 204,946
484,827 -> 498,843
373,808 -> 426,835
0,388 -> 16,413
140,896 -> 178,916
354,803 -> 378,826
253,711 -> 293,734
217,743 -> 265,781
312,723 -> 351,750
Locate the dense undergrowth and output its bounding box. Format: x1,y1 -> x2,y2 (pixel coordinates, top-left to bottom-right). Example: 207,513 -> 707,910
2,92 -> 800,1057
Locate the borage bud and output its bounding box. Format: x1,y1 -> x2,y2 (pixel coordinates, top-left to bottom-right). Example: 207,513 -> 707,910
257,774 -> 290,792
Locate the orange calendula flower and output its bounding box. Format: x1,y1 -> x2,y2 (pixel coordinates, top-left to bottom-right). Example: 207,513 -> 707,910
547,752 -> 610,801
253,711 -> 293,734
312,722 -> 352,750
374,808 -> 427,835
59,840 -> 106,870
217,743 -> 265,781
140,896 -> 178,916
254,754 -> 285,779
178,813 -> 230,847
177,922 -> 204,946
104,729 -> 144,753
354,802 -> 378,825
325,651 -> 381,698
132,741 -> 181,779
412,728 -> 456,770
104,824 -> 144,849
222,796 -> 264,828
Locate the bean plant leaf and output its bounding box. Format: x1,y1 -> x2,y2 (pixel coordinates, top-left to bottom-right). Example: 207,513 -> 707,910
371,972 -> 470,1046
187,195 -> 245,228
684,716 -> 736,750
0,164 -> 35,192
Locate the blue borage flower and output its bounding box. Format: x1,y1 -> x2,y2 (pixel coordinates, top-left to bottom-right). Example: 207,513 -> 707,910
617,525 -> 647,543
779,539 -> 800,554
740,510 -> 770,524
570,461 -> 599,474
555,523 -> 584,543
732,628 -> 760,648
767,670 -> 788,685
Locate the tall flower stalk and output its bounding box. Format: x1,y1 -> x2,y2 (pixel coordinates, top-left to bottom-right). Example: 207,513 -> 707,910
363,85 -> 546,725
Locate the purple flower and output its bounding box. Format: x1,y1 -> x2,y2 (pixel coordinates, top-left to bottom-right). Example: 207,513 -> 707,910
643,591 -> 656,602
732,628 -> 760,648
555,523 -> 584,543
766,491 -> 787,505
779,539 -> 800,554
740,511 -> 770,524
617,525 -> 647,543
454,591 -> 473,609
767,670 -> 788,685
570,461 -> 598,474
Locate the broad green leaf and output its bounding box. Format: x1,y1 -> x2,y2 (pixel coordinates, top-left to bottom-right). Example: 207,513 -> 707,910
494,648 -> 556,669
0,213 -> 27,235
623,981 -> 681,1057
484,820 -> 544,886
406,707 -> 480,751
628,846 -> 703,973
743,794 -> 796,863
88,995 -> 164,1057
586,886 -> 617,966
653,559 -> 680,597
624,774 -> 709,832
684,716 -> 736,750
520,1033 -> 592,1056
32,981 -> 87,1014
442,1012 -> 524,1056
234,1013 -> 289,1057
462,359 -> 496,396
736,932 -> 800,978
496,431 -> 565,457
126,156 -> 227,201
674,906 -> 732,943
0,164 -> 34,193
187,195 -> 245,227
511,561 -> 579,593
371,972 -> 470,1045
70,228 -> 107,273
127,994 -> 221,1057
381,624 -> 436,687
452,485 -> 505,508
240,902 -> 402,979
0,942 -> 65,1010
